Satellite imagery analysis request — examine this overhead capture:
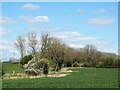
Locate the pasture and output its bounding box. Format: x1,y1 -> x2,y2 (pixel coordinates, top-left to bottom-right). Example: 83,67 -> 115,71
2,65 -> 118,88
2,63 -> 24,74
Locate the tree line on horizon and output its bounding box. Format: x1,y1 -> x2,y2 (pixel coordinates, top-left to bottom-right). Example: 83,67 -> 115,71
13,32 -> 119,75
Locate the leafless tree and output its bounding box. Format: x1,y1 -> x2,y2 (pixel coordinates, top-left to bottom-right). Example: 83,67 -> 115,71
27,32 -> 37,58
40,33 -> 65,71
40,32 -> 51,58
48,37 -> 65,71
84,45 -> 97,59
14,35 -> 26,59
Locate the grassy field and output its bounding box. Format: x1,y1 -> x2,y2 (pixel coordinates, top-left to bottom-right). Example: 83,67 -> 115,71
2,67 -> 118,88
2,63 -> 24,74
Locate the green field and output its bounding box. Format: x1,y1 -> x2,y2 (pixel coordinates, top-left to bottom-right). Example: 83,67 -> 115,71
2,63 -> 24,74
2,66 -> 118,88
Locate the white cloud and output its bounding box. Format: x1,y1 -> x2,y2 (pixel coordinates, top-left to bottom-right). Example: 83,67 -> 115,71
69,44 -> 84,48
0,17 -> 15,24
87,17 -> 115,25
77,8 -> 85,13
0,27 -> 12,36
22,4 -> 40,10
20,16 -> 49,24
52,31 -> 82,39
50,31 -> 107,49
0,28 -> 7,36
51,31 -> 118,54
0,39 -> 20,60
0,52 -> 3,56
0,40 -> 12,51
24,28 -> 108,51
100,47 -> 118,55
94,9 -> 107,14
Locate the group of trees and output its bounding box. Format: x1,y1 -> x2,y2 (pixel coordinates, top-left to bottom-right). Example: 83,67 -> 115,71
14,32 -> 119,75
14,32 -> 38,60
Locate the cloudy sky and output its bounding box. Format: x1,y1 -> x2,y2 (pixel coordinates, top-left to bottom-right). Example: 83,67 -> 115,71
0,2 -> 118,60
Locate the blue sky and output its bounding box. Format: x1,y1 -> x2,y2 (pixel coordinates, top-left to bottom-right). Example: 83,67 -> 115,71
0,2 -> 118,60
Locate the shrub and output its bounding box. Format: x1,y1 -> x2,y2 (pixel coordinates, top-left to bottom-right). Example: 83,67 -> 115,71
2,70 -> 4,75
35,60 -> 48,69
64,61 -> 72,67
73,62 -> 80,67
24,58 -> 50,76
25,68 -> 42,76
20,55 -> 33,65
43,63 -> 49,75
118,59 -> 120,68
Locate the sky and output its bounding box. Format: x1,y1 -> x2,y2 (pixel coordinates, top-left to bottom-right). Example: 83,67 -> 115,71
0,2 -> 118,61
2,0 -> 120,2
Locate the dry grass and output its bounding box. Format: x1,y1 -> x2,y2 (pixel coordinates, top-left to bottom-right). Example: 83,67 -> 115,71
3,67 -> 72,80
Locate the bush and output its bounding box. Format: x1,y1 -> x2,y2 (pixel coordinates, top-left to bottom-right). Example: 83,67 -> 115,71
2,70 -> 4,75
73,62 -> 80,67
64,61 -> 72,67
43,63 -> 49,75
25,68 -> 42,76
118,59 -> 120,68
20,55 -> 33,65
24,58 -> 50,76
36,60 -> 47,69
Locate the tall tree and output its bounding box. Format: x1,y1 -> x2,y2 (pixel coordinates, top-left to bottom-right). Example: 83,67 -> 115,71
40,33 -> 65,71
84,45 -> 97,59
14,35 -> 26,60
48,37 -> 65,71
27,32 -> 37,59
40,32 -> 51,58
82,45 -> 97,67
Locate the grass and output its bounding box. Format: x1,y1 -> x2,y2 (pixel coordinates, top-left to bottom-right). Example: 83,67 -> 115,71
2,67 -> 118,88
2,63 -> 24,74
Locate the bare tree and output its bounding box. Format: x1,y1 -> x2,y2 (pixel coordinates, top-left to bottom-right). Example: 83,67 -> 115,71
41,32 -> 51,58
14,35 -> 26,60
84,45 -> 97,58
48,37 -> 65,71
40,33 -> 65,71
27,32 -> 37,58
82,45 -> 97,66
